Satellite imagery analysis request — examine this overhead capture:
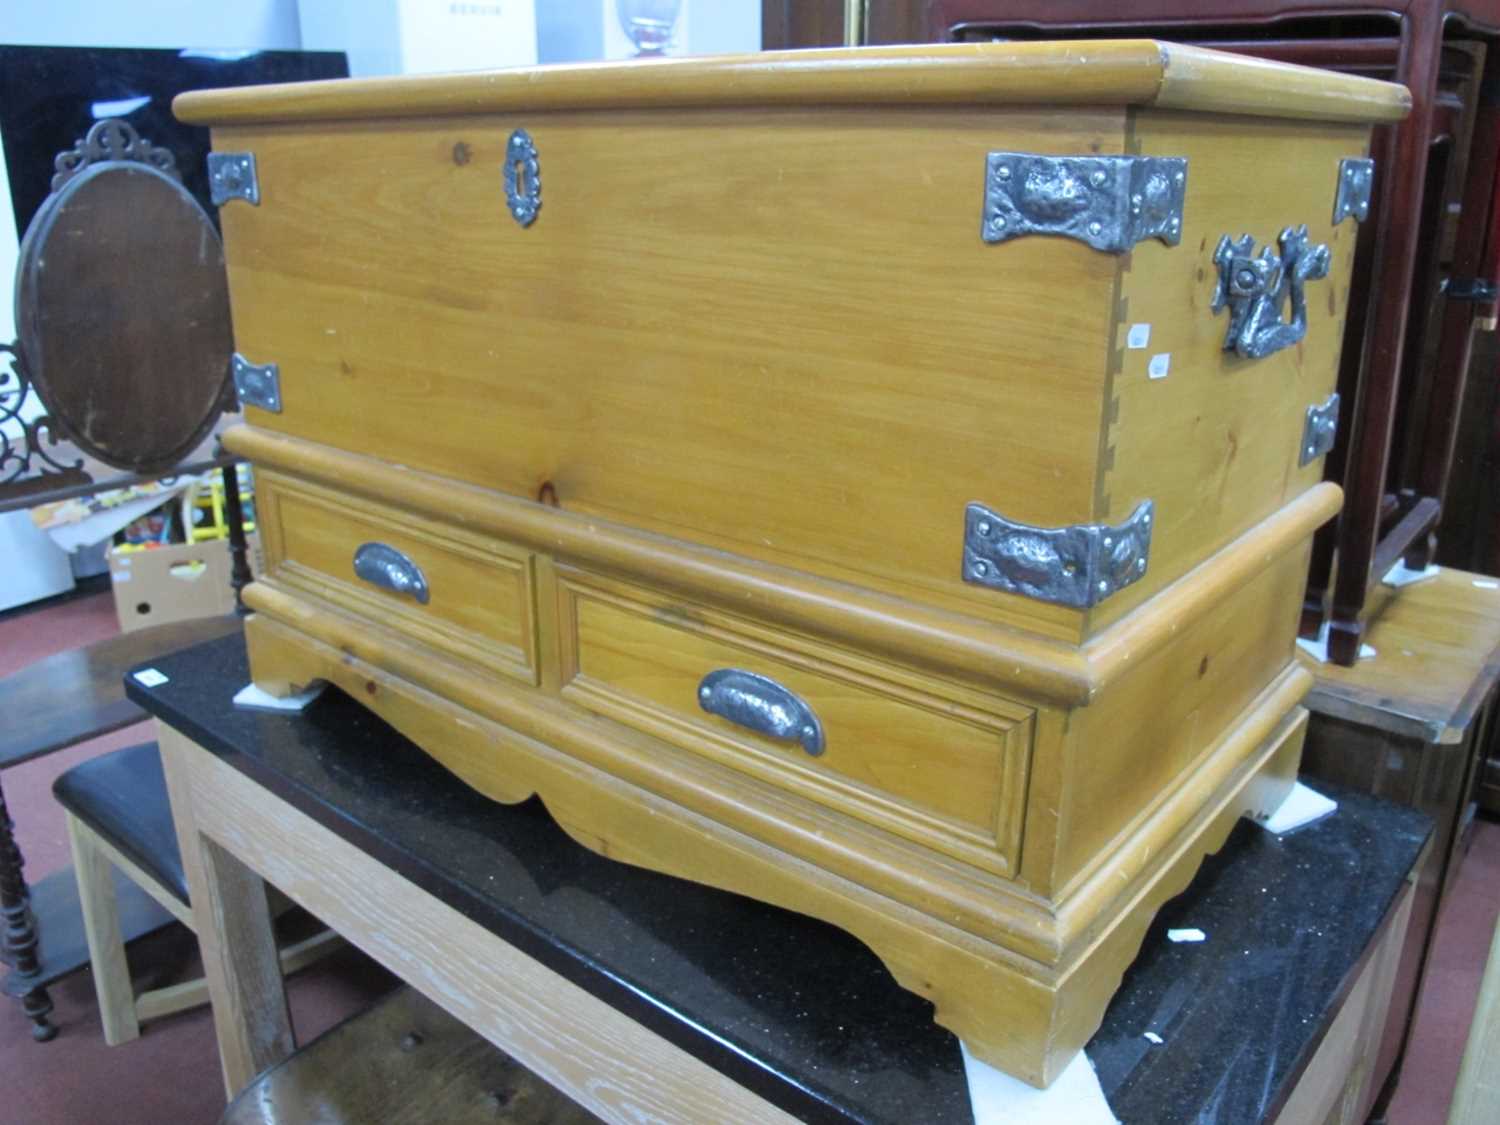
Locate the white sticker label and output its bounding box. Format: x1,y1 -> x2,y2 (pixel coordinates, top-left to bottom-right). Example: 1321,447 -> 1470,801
1475,579 -> 1499,590
1126,323 -> 1151,349
1148,353 -> 1171,380
112,571 -> 132,582
133,668 -> 170,688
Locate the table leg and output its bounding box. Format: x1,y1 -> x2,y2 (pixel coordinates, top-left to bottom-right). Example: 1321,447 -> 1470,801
159,726 -> 293,1097
0,772 -> 56,1040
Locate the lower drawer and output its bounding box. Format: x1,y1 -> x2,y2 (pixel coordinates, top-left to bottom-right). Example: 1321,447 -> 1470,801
257,470 -> 537,682
553,566 -> 1034,875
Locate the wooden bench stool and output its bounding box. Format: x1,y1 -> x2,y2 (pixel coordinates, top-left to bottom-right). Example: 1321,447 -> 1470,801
53,740 -> 335,1044
0,615 -> 242,1039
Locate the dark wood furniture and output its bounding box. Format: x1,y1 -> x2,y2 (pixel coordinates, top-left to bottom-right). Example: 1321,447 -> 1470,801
0,114 -> 234,507
1296,568 -> 1500,1116
1481,718 -> 1500,813
760,0 -> 847,50
851,0 -> 1500,667
16,120 -> 233,476
0,615 -> 241,1039
218,986 -> 598,1124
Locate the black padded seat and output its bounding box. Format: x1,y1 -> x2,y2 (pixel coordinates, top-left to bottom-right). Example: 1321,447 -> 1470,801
52,742 -> 188,906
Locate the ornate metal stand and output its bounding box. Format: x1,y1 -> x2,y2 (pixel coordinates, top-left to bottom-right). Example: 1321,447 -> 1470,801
0,778 -> 55,1041
1,342 -> 86,503
222,460 -> 253,614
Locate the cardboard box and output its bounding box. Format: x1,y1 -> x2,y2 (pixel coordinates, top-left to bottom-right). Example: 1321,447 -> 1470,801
109,534 -> 261,633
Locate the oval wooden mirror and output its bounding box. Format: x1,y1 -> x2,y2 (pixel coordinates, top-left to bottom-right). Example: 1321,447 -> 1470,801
14,120 -> 232,475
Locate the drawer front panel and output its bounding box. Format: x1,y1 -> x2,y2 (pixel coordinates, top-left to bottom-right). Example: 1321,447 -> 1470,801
259,471 -> 536,681
555,567 -> 1033,874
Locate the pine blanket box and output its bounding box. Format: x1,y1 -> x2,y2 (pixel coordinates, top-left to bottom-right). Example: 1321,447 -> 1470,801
176,41 -> 1409,1086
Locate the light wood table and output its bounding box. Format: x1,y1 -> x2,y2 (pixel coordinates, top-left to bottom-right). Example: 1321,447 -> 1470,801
157,720 -> 799,1123
135,634 -> 1432,1123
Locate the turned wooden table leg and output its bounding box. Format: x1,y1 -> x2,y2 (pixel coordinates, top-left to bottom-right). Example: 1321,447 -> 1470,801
0,773 -> 56,1041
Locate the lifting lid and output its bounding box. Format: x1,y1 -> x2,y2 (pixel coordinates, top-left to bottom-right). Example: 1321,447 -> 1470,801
173,41 -> 1411,126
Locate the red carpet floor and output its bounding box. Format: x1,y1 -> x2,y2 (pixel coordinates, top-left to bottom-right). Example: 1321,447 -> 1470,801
1388,817 -> 1500,1123
0,588 -> 1496,1122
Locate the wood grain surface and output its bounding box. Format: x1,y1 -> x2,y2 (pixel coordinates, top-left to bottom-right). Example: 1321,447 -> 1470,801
241,437 -> 1331,886
1303,568 -> 1500,742
215,104 -> 1120,642
556,564 -> 1033,876
1089,109 -> 1368,634
238,429 -> 1331,911
162,722 -> 296,1096
163,724 -> 800,1122
237,586 -> 1308,1084
193,44 -> 1400,1087
209,77 -> 1376,640
174,41 -> 1408,125
258,470 -> 538,684
225,428 -> 1340,708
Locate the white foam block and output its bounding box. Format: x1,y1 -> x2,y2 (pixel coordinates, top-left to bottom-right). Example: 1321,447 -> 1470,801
1296,621 -> 1376,663
233,682 -> 325,712
961,1042 -> 1118,1125
1382,560 -> 1440,589
1256,781 -> 1338,835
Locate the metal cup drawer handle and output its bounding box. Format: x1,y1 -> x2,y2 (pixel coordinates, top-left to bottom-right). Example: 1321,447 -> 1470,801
352,542 -> 430,605
697,668 -> 824,756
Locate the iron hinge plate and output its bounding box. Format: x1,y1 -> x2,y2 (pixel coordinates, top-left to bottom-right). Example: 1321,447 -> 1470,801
963,500 -> 1154,608
208,152 -> 260,207
1300,392 -> 1340,466
1332,158 -> 1374,225
232,353 -> 281,413
981,154 -> 1187,253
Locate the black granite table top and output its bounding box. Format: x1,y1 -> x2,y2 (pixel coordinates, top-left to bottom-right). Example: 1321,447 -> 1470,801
126,634 -> 1432,1125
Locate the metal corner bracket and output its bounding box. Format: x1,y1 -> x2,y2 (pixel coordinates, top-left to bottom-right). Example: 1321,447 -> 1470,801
1300,391 -> 1340,467
982,153 -> 1187,253
963,500 -> 1154,609
1332,158 -> 1374,225
231,353 -> 281,413
208,151 -> 260,207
